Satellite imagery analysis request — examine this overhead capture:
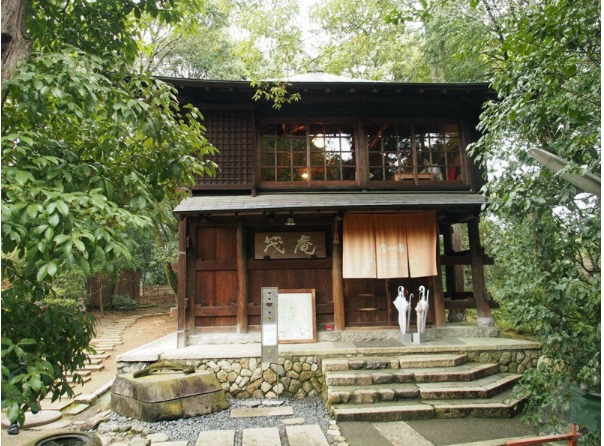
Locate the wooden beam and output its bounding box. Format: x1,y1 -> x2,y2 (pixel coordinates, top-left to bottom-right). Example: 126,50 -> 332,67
177,217 -> 188,348
467,217 -> 494,325
236,220 -> 248,333
248,258 -> 331,270
433,229 -> 446,327
332,220 -> 345,330
440,254 -> 494,265
444,298 -> 499,310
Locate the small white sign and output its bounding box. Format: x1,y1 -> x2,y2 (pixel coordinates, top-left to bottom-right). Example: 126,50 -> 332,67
262,323 -> 278,346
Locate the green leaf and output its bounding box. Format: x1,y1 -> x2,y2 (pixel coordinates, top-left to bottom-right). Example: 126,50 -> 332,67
56,201 -> 69,216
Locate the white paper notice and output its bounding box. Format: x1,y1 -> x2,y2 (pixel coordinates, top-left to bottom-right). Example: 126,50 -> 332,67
262,324 -> 278,346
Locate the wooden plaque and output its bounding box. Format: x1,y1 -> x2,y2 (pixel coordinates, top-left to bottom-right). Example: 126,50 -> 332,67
255,232 -> 326,260
277,289 -> 317,343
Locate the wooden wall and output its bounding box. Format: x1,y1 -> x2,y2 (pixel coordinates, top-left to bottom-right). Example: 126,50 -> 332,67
193,221 -> 437,330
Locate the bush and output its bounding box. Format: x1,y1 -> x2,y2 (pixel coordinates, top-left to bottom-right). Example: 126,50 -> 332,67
1,285 -> 95,425
110,294 -> 138,310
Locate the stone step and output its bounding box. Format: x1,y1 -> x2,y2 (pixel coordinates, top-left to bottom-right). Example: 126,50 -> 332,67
328,383 -> 420,404
87,358 -> 103,365
82,364 -> 105,372
331,389 -> 526,421
322,354 -> 468,373
325,362 -> 498,386
88,354 -> 110,360
416,373 -> 522,400
327,373 -> 521,405
399,354 -> 468,369
332,401 -> 436,422
66,370 -> 92,377
64,375 -> 91,384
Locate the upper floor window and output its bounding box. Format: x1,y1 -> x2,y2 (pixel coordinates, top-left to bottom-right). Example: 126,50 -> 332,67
260,123 -> 357,182
368,123 -> 463,183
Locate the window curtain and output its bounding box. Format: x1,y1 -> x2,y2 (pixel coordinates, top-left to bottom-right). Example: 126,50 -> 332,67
343,213 -> 437,279
343,214 -> 377,278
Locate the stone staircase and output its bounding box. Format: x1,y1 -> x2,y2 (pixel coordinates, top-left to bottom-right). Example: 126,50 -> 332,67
322,353 -> 525,422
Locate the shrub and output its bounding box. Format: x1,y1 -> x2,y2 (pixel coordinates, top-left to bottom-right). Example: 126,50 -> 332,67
110,294 -> 138,310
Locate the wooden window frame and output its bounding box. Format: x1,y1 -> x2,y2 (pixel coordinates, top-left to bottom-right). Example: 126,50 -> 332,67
258,120 -> 359,186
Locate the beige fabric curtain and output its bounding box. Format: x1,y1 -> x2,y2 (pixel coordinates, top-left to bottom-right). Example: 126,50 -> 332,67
342,212 -> 437,279
374,214 -> 410,279
405,212 -> 437,278
343,214 -> 377,278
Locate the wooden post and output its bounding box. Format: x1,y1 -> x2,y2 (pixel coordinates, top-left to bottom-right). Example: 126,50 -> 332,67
332,219 -> 345,330
467,217 -> 494,326
186,217 -> 197,333
433,227 -> 446,327
442,225 -> 457,295
177,216 -> 188,348
236,220 -> 248,333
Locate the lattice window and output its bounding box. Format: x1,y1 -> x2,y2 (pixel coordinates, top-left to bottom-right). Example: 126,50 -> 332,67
195,111 -> 254,187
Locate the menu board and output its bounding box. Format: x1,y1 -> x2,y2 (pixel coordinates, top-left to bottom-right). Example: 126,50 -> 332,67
277,289 -> 317,343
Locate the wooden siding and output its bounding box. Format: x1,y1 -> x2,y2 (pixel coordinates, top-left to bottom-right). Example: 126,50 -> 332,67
194,110 -> 254,189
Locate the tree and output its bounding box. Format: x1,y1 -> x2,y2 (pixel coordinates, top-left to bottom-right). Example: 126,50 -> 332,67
399,0 -> 601,440
1,0 -> 217,425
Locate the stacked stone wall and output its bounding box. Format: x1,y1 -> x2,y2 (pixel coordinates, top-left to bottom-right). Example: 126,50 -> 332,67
118,356 -> 323,399
468,349 -> 539,373
117,348 -> 540,399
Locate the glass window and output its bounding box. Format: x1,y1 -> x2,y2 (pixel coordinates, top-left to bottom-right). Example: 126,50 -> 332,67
369,122 -> 462,183
260,122 -> 357,182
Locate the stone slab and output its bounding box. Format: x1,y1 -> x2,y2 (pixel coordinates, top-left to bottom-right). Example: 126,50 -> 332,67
286,425 -> 330,446
230,406 -> 294,418
282,417 -> 306,425
195,429 -> 235,446
242,427 -> 280,446
40,399 -> 74,411
1,410 -> 62,428
74,394 -> 98,405
372,421 -> 434,446
148,433 -> 169,442
83,364 -> 105,371
154,442 -> 188,446
88,354 -> 111,360
29,418 -> 73,431
66,404 -> 89,415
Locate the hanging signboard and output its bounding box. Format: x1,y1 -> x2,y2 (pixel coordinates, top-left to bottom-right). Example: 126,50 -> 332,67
277,289 -> 317,344
255,232 -> 326,260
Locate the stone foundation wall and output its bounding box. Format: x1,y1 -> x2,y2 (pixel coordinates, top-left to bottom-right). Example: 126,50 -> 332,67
117,356 -> 323,399
117,348 -> 539,399
468,349 -> 539,373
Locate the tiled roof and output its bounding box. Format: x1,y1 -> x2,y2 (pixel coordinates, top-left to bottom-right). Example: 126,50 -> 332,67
174,192 -> 487,214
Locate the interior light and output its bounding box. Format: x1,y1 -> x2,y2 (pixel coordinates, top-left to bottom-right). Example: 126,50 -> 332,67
302,172 -> 309,179
312,135 -> 325,149
285,212 -> 296,226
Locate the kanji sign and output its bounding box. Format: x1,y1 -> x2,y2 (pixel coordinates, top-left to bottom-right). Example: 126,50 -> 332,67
254,232 -> 326,259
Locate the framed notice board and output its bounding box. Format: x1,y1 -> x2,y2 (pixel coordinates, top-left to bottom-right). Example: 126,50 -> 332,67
277,289 -> 317,344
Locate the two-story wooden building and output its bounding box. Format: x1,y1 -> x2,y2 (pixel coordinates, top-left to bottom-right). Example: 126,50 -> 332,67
168,72 -> 497,347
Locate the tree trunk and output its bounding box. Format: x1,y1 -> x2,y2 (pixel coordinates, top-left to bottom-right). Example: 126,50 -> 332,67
1,0 -> 31,82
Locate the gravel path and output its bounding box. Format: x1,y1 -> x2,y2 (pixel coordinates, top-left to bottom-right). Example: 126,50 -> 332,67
105,397 -> 335,446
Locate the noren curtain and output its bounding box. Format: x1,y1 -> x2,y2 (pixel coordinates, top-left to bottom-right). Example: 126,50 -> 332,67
342,213 -> 437,279
342,214 -> 377,278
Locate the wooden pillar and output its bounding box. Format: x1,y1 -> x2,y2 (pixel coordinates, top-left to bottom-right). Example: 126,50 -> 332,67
236,220 -> 248,333
332,219 -> 345,330
433,227 -> 446,327
467,217 -> 494,326
451,224 -> 465,293
186,217 -> 197,333
177,216 -> 188,348
442,225 -> 457,295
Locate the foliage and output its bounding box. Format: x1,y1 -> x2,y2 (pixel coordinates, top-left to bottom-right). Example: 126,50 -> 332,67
110,294 -> 139,310
431,0 -> 600,440
27,0 -> 204,62
311,0 -> 432,81
51,267 -> 88,303
1,286 -> 95,426
2,0 -> 217,422
140,1 -> 247,79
